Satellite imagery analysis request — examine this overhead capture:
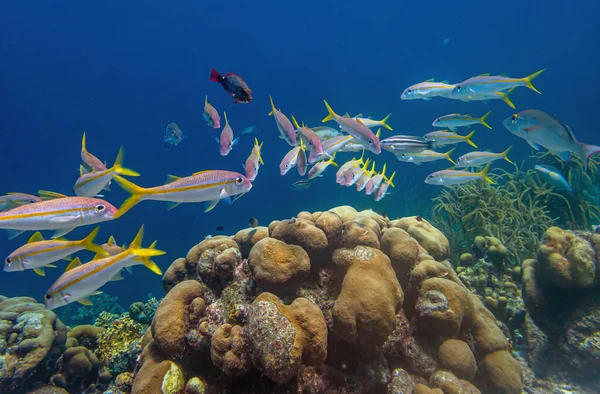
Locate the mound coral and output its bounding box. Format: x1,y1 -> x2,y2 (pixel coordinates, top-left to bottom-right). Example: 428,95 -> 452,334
129,206 -> 524,393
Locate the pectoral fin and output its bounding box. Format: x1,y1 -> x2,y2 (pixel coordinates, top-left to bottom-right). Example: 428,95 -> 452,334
77,297 -> 93,306
5,229 -> 26,240
52,227 -> 76,239
204,199 -> 220,213
33,268 -> 46,276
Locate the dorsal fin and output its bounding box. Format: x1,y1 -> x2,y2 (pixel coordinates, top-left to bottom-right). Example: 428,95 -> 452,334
38,190 -> 68,200
130,225 -> 145,249
192,170 -> 210,176
424,78 -> 435,82
165,174 -> 181,184
27,232 -> 44,243
107,235 -> 117,246
355,118 -> 365,126
478,73 -> 491,76
65,257 -> 82,272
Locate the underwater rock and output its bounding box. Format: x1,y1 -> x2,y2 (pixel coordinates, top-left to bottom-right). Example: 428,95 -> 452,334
0,295 -> 67,392
234,226 -> 269,258
331,246 -> 403,349
247,292 -> 327,384
328,205 -> 358,221
270,218 -> 330,264
437,339 -> 477,381
50,346 -> 109,393
387,368 -> 415,394
128,297 -> 160,326
478,350 -> 523,394
210,323 -> 250,377
389,216 -> 449,261
537,226 -> 597,288
248,237 -> 310,293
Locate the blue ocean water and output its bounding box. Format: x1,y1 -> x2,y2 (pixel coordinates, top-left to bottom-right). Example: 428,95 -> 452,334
0,1 -> 598,306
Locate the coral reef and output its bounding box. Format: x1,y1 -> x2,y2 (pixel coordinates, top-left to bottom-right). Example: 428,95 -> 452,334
0,295 -> 67,392
128,295 -> 160,326
96,315 -> 143,375
127,206 -> 525,393
55,292 -> 125,327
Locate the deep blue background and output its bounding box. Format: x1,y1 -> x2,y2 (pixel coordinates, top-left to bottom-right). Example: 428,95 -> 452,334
1,1 -> 598,305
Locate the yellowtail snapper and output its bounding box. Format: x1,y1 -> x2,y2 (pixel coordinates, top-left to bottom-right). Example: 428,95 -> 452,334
322,100 -> 381,154
432,111 -> 492,131
425,163 -> 494,186
44,225 -> 164,310
456,147 -> 514,167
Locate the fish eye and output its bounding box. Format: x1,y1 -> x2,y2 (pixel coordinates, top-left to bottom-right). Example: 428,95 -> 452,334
456,85 -> 461,91
511,114 -> 518,123
29,199 -> 36,203
285,164 -> 289,168
44,294 -> 52,300
95,204 -> 105,212
236,177 -> 243,184
406,89 -> 412,94
5,258 -> 10,265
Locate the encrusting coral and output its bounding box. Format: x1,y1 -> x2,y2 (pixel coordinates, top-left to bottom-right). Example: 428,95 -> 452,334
128,206 -> 524,393
96,315 -> 143,375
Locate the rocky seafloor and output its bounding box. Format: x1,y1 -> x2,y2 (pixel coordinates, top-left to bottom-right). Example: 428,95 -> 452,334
2,205 -> 600,393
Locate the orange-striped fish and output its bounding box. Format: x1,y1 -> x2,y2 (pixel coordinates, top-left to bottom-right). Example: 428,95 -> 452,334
4,227 -> 106,276
44,225 -> 164,310
100,235 -> 126,257
112,170 -> 253,217
244,138 -> 264,182
322,100 -> 381,154
74,147 -> 140,197
0,197 -> 116,239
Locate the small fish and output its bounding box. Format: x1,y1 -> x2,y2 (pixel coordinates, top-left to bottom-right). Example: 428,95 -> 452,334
442,37 -> 451,46
401,79 -> 455,100
242,126 -> 260,135
292,116 -> 324,156
308,157 -> 339,180
398,148 -> 456,165
44,225 -> 164,310
244,138 -> 264,182
216,112 -> 239,156
101,235 -> 127,257
81,132 -> 107,172
74,147 -> 140,197
534,165 -> 573,192
312,126 -> 342,140
4,227 -> 106,276
308,135 -> 354,164
322,100 -> 381,154
503,110 -> 600,171
425,163 -> 494,186
451,69 -> 546,99
268,96 -> 296,146
112,170 -> 252,217
296,142 -> 308,176
381,135 -> 433,154
374,172 -> 396,201
216,225 -> 225,232
164,123 -> 187,147
0,193 -> 41,212
210,68 -> 252,104
344,159 -> 371,187
432,111 -> 492,131
336,153 -> 365,184
0,197 -> 116,240
249,217 -> 259,228
356,161 -> 376,192
352,114 -> 393,131
424,130 -> 477,148
280,145 -> 303,176
365,163 -> 388,195
381,211 -> 388,219
203,95 -> 221,129
456,147 -> 514,167
338,141 -> 367,152
290,179 -> 316,192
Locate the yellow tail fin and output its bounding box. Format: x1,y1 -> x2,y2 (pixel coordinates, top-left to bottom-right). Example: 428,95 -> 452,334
495,91 -> 516,109
255,138 -> 264,165
381,113 -> 393,131
81,132 -> 88,153
291,115 -> 300,129
479,111 -> 492,129
112,175 -> 148,218
268,95 -> 276,116
523,68 -> 546,94
224,111 -> 229,126
375,128 -> 381,138
79,227 -> 108,257
386,171 -> 396,187
502,146 -> 514,164
205,95 -> 209,106
111,146 -> 140,177
381,163 -> 387,179
479,163 -> 495,184
464,130 -> 478,148
445,148 -> 457,164
322,100 -> 337,122
129,232 -> 165,275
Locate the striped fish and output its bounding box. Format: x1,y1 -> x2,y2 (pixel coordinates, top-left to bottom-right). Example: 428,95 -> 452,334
0,197 -> 116,239
268,96 -> 297,146
374,172 -> 396,201
381,135 -> 433,154
365,163 -> 388,195
112,170 -> 253,217
292,116 -> 324,156
280,144 -> 303,175
74,146 -> 140,197
217,112 -> 239,156
4,227 -> 106,276
322,100 -> 381,154
44,225 -> 164,310
0,193 -> 41,211
425,163 -> 494,186
308,135 -> 354,164
244,138 -> 264,182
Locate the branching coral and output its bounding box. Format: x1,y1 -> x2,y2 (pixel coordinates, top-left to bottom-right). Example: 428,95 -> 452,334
95,316 -> 143,375
431,165 -> 555,264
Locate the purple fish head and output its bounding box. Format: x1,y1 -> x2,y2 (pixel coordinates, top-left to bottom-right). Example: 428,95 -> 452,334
245,156 -> 259,182
81,198 -> 117,222
220,135 -> 232,156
